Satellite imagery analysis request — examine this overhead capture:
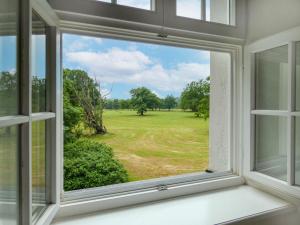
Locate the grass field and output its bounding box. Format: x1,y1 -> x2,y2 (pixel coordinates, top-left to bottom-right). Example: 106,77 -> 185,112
91,110 -> 209,181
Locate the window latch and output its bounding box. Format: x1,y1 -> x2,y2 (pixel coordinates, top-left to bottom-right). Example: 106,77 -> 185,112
157,185 -> 168,191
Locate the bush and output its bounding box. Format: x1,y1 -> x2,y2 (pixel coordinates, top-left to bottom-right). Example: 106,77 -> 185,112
64,139 -> 129,191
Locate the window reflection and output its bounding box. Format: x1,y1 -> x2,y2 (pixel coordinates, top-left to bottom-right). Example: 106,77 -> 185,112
32,12 -> 47,113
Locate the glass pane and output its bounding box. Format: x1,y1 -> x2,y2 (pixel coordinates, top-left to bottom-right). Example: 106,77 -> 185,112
296,42 -> 300,111
295,118 -> 300,185
0,126 -> 18,225
255,115 -> 287,181
255,45 -> 288,110
206,0 -> 230,24
176,0 -> 201,20
32,120 -> 47,220
0,1 -> 18,117
32,12 -> 47,113
117,0 -> 152,10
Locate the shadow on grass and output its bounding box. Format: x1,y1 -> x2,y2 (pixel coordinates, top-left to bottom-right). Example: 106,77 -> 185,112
120,114 -> 159,118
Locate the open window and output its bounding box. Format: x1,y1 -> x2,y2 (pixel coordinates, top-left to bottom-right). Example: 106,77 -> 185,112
244,30 -> 300,196
62,33 -> 236,200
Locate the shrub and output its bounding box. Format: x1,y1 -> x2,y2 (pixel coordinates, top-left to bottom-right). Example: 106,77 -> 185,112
64,139 -> 129,191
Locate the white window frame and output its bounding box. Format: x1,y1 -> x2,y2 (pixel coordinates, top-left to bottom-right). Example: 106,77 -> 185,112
48,0 -> 246,45
55,20 -> 244,216
243,25 -> 300,199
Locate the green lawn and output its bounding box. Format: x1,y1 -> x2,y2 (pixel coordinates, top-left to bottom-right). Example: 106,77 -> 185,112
91,110 -> 209,181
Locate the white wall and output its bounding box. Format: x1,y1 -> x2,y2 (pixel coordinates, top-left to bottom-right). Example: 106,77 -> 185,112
247,0 -> 300,44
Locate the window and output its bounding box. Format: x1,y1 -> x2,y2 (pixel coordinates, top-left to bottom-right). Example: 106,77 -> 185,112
251,42 -> 300,186
0,0 -> 19,224
0,2 -> 58,223
96,0 -> 154,11
176,0 -> 235,25
253,45 -> 289,181
62,33 -> 232,196
31,11 -> 52,222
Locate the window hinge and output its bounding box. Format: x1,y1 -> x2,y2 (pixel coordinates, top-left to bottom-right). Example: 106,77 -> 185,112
157,184 -> 168,191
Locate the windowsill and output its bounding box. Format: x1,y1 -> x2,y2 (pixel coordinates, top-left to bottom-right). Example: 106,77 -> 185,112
56,175 -> 244,218
52,185 -> 294,225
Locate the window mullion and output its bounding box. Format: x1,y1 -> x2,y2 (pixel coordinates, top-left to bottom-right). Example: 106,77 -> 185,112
287,42 -> 296,185
19,0 -> 33,224
201,0 -> 206,21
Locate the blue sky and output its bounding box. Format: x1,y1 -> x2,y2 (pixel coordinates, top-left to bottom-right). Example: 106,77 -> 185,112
0,35 -> 46,78
63,34 -> 210,99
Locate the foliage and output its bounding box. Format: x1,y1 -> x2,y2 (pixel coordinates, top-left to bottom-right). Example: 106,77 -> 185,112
180,77 -> 210,117
130,87 -> 159,115
0,71 -> 18,115
195,96 -> 209,119
32,76 -> 46,112
63,69 -> 106,135
163,95 -> 177,111
64,139 -> 129,191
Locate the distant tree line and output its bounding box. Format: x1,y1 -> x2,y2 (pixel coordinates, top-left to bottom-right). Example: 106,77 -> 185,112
103,77 -> 210,119
104,93 -> 178,112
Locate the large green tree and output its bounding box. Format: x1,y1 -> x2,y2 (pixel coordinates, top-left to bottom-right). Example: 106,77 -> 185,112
180,77 -> 210,118
164,95 -> 177,111
130,87 -> 159,115
63,69 -> 106,135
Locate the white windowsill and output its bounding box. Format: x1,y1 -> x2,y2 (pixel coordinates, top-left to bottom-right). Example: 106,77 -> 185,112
52,185 -> 293,225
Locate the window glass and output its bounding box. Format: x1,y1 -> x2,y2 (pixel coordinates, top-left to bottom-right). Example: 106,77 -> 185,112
32,120 -> 47,220
176,0 -> 201,20
296,42 -> 300,111
255,45 -> 288,110
0,1 -> 18,117
117,0 -> 152,10
0,126 -> 18,225
296,118 -> 300,185
32,12 -> 47,113
206,0 -> 230,24
63,33 -> 231,192
255,115 -> 287,181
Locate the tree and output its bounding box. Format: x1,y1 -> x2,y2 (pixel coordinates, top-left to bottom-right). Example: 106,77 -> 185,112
180,77 -> 210,118
63,69 -> 106,135
164,95 -> 177,111
119,99 -> 131,109
112,99 -> 120,110
130,87 -> 159,116
0,71 -> 17,115
32,76 -> 46,112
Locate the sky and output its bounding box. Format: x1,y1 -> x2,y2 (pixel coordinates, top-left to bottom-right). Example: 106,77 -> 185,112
0,35 -> 46,78
0,0 -> 211,100
63,34 -> 210,99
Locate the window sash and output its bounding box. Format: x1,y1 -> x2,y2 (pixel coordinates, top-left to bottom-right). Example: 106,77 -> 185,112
250,42 -> 297,186
59,27 -> 243,203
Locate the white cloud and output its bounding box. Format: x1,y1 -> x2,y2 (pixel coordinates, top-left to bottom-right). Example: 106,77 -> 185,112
81,36 -> 103,44
66,48 -> 210,93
